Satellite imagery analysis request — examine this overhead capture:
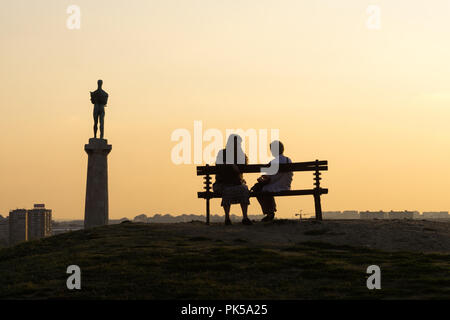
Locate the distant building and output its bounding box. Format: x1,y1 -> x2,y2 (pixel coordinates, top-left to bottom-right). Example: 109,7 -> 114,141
322,211 -> 342,219
342,210 -> 359,219
388,211 -> 415,220
359,211 -> 386,219
322,211 -> 359,219
0,217 -> 9,246
422,211 -> 449,219
9,209 -> 28,245
27,204 -> 52,240
8,204 -> 52,246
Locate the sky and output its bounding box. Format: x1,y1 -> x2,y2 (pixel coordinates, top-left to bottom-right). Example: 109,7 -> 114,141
0,0 -> 449,219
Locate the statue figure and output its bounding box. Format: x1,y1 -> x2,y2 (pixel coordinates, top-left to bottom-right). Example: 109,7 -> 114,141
90,80 -> 109,139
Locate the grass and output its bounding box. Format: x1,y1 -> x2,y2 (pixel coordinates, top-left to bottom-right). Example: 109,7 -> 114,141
303,228 -> 330,236
0,223 -> 448,299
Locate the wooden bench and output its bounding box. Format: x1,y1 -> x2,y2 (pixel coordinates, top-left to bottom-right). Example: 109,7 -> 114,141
196,160 -> 328,224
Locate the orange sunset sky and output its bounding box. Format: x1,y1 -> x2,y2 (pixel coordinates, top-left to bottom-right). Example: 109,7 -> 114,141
1,0 -> 449,219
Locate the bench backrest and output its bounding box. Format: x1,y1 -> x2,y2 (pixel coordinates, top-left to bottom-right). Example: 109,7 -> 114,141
196,160 -> 328,176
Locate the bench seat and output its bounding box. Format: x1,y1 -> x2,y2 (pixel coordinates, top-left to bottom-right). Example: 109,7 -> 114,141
198,188 -> 328,199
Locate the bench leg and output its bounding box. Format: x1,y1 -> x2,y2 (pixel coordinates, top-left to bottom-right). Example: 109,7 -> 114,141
314,193 -> 323,221
206,198 -> 210,225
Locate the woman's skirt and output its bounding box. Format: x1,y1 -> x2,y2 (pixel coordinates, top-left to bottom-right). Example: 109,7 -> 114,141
214,183 -> 250,207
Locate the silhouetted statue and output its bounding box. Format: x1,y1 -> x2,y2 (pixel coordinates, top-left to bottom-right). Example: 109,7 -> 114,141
90,80 -> 109,139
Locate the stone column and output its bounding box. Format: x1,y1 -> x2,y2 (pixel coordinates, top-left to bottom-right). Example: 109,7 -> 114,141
84,138 -> 112,229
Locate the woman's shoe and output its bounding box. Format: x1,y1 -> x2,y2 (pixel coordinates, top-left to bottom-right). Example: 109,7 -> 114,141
261,213 -> 275,222
225,218 -> 232,225
242,217 -> 253,225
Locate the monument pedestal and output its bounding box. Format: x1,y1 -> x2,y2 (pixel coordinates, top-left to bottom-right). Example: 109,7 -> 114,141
84,138 -> 112,229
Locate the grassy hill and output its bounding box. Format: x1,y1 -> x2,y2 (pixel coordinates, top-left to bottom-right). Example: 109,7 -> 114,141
0,222 -> 449,299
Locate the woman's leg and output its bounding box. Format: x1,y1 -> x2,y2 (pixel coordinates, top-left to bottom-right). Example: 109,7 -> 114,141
257,195 -> 268,215
260,194 -> 275,221
240,203 -> 252,225
223,204 -> 231,223
240,203 -> 249,219
268,196 -> 276,214
257,195 -> 274,215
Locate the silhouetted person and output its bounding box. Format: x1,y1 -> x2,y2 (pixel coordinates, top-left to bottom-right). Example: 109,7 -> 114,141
213,134 -> 252,225
90,79 -> 109,139
252,141 -> 293,222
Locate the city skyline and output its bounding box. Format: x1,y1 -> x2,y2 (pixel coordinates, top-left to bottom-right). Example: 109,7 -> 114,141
2,208 -> 450,221
2,199 -> 450,221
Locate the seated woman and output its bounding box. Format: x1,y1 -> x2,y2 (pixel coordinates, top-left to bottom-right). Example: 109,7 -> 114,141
253,141 -> 293,222
213,134 -> 252,225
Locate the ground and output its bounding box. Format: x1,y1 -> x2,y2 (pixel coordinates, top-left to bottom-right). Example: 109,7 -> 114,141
0,219 -> 449,299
